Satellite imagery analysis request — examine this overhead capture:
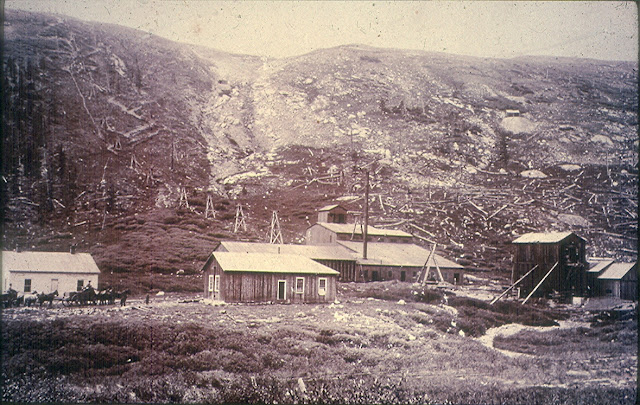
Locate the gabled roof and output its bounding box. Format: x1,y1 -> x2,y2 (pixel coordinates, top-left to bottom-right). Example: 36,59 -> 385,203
311,222 -> 413,238
212,253 -> 339,275
512,231 -> 584,244
318,204 -> 346,212
216,241 -> 355,261
337,241 -> 463,269
587,259 -> 615,274
1,251 -> 101,274
597,262 -> 636,280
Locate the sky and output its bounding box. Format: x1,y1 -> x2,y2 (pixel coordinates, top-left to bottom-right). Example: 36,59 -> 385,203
4,1 -> 638,61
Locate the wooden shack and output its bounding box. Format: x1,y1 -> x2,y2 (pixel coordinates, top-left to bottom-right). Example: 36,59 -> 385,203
512,232 -> 588,299
317,204 -> 348,224
594,262 -> 637,300
202,252 -> 339,303
214,241 -> 357,281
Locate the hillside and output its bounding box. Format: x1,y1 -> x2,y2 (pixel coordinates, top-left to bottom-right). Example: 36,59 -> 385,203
2,9 -> 637,285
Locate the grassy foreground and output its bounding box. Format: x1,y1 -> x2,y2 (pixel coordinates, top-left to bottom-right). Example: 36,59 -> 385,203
1,282 -> 636,404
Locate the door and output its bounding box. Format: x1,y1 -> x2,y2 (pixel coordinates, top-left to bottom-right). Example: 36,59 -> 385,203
208,275 -> 214,299
400,271 -> 406,282
51,279 -> 58,293
372,271 -> 379,281
277,280 -> 286,300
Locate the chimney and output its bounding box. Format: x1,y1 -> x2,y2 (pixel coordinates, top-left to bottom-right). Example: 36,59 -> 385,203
70,244 -> 77,254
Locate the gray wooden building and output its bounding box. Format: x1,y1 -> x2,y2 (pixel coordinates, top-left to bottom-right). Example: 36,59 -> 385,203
202,252 -> 339,303
512,231 -> 588,299
317,204 -> 348,224
588,259 -> 637,300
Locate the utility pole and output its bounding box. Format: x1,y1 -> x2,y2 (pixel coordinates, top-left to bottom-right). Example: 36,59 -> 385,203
363,169 -> 369,260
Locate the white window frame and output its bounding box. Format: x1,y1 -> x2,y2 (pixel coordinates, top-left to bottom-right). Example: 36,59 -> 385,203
295,277 -> 305,294
318,278 -> 327,296
214,275 -> 220,292
208,275 -> 214,292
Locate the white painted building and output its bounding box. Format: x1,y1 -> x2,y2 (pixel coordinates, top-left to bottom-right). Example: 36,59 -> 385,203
1,250 -> 101,295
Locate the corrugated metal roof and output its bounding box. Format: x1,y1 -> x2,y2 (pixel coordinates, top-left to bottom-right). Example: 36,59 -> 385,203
213,252 -> 340,275
512,231 -> 582,244
314,222 -> 413,238
597,262 -> 636,280
318,204 -> 344,212
337,241 -> 463,269
587,259 -> 615,274
217,241 -> 356,261
2,251 -> 101,274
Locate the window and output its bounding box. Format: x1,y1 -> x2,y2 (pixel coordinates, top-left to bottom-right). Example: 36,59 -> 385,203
24,279 -> 31,293
388,271 -> 393,278
77,280 -> 84,291
208,275 -> 214,292
295,277 -> 305,294
214,275 -> 220,292
318,278 -> 327,296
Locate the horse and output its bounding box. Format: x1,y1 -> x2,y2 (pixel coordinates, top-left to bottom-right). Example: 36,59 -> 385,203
38,290 -> 58,307
97,288 -> 114,305
0,289 -> 18,308
74,286 -> 97,305
23,291 -> 39,307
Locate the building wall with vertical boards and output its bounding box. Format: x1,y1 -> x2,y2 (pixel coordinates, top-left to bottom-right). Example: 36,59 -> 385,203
512,232 -> 587,298
202,255 -> 337,303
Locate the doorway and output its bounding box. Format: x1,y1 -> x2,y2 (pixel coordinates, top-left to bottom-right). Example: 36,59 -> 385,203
277,280 -> 286,300
400,271 -> 406,282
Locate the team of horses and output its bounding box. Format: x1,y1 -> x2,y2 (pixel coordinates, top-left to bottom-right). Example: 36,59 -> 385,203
0,287 -> 130,308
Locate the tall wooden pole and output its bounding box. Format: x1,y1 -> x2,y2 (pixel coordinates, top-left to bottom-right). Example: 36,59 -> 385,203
363,169 -> 369,260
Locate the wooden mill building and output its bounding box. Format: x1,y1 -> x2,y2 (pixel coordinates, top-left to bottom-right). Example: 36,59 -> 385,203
1,250 -> 101,295
305,204 -> 414,245
201,252 -> 339,303
338,241 -> 464,283
512,231 -> 588,299
305,222 -> 414,245
214,241 -> 357,281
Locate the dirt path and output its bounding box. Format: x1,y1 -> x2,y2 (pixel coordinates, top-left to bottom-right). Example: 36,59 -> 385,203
477,320 -> 589,357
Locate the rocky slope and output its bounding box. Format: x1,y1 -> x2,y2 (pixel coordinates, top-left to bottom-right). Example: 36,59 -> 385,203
2,9 -> 637,284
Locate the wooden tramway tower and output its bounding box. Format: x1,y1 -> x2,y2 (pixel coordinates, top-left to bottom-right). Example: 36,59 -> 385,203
268,211 -> 284,244
233,204 -> 247,233
204,195 -> 216,219
178,187 -> 189,208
